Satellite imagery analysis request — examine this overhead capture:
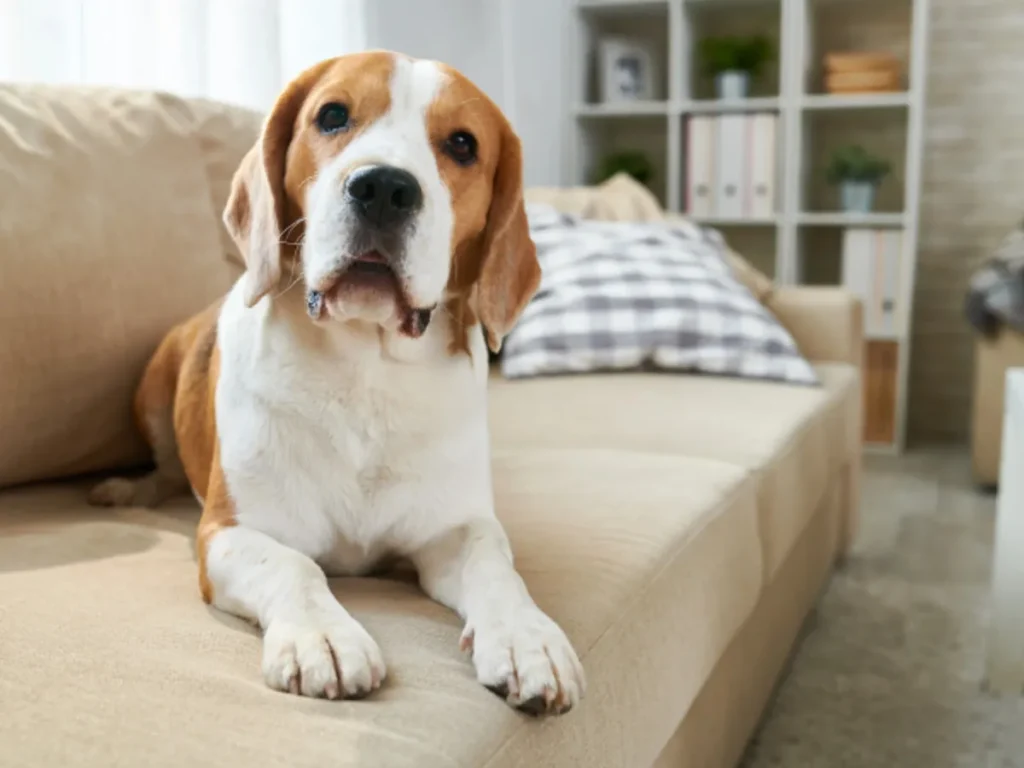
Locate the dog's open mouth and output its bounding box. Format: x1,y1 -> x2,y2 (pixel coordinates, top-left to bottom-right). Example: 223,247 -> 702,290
307,251 -> 434,338
335,250 -> 399,293
347,250 -> 394,277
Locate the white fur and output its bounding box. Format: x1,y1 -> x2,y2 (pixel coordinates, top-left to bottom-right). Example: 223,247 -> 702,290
202,54 -> 585,713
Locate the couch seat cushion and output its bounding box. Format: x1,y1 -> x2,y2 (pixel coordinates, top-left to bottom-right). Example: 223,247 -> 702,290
488,363 -> 857,579
0,450 -> 760,768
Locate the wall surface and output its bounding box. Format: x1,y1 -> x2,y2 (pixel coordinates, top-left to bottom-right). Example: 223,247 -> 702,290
367,0 -> 505,107
365,0 -> 567,188
909,0 -> 1024,442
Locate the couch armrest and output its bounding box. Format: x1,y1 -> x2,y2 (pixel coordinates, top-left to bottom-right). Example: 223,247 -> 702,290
766,286 -> 864,368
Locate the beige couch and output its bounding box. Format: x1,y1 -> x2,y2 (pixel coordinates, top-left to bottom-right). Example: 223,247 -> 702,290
0,86 -> 863,767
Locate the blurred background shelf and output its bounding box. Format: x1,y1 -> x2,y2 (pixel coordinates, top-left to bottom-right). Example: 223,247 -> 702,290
567,0 -> 930,452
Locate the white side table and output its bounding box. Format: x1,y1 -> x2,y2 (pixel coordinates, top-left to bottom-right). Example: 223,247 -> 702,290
986,368 -> 1024,693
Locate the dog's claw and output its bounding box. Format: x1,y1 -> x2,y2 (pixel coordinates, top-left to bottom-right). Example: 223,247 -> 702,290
485,682 -> 510,700
516,695 -> 548,717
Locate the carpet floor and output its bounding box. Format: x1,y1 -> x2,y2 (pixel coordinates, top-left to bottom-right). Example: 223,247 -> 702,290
740,448 -> 1024,768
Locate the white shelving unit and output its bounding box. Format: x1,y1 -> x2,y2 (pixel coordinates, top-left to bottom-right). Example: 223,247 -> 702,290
565,0 -> 930,452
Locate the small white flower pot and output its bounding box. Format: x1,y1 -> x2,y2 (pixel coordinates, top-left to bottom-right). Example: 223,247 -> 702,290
840,181 -> 877,213
716,70 -> 750,100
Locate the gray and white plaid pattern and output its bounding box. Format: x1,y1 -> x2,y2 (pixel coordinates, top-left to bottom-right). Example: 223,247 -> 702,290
965,219 -> 1024,337
500,205 -> 819,386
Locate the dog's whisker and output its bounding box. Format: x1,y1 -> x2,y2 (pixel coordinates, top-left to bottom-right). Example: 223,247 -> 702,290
279,217 -> 306,247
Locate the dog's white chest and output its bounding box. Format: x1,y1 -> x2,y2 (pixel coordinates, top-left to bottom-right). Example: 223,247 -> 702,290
214,286 -> 492,573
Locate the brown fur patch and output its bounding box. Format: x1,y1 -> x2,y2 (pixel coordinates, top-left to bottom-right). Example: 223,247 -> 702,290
426,66 -> 540,355
131,298 -> 233,603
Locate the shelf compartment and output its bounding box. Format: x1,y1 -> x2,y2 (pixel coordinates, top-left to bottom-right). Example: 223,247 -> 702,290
577,0 -> 670,105
799,108 -> 907,215
575,114 -> 670,206
683,0 -> 782,102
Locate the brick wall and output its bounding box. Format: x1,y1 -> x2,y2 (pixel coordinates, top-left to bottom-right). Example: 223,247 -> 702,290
910,0 -> 1024,442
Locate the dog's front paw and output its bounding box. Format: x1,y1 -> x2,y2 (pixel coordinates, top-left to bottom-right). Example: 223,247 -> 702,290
262,615 -> 386,700
462,606 -> 585,716
88,477 -> 145,507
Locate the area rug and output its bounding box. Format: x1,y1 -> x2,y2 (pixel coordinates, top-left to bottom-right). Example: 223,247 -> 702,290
741,449 -> 1024,768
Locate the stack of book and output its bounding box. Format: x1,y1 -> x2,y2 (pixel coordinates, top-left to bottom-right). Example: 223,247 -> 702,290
824,52 -> 901,94
685,112 -> 777,221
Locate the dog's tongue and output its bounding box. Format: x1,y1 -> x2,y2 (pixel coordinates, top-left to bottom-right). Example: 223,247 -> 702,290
400,307 -> 433,339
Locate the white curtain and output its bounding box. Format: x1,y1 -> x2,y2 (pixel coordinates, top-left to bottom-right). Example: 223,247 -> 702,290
0,0 -> 369,111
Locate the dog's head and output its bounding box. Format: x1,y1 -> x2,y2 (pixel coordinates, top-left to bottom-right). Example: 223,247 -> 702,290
223,51 -> 540,353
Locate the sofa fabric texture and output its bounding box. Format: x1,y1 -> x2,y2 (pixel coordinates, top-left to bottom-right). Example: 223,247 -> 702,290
0,87 -> 863,768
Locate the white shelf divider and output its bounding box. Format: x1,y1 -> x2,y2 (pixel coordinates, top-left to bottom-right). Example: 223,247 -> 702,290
683,97 -> 782,114
797,211 -> 907,227
801,92 -> 911,111
688,216 -> 779,226
574,101 -> 672,117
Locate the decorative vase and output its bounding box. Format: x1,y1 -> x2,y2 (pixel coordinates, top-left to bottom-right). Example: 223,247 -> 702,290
840,180 -> 876,213
716,70 -> 749,100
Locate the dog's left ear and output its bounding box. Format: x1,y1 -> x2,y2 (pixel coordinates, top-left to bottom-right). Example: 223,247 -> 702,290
476,121 -> 541,354
223,63 -> 326,307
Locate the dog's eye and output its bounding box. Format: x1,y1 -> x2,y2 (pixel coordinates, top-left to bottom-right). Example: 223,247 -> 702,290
444,131 -> 478,166
315,102 -> 350,134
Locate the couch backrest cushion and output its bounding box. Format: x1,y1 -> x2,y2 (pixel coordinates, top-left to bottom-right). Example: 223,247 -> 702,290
0,85 -> 256,488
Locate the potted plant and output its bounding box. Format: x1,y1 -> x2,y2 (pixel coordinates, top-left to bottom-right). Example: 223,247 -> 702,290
825,144 -> 892,213
594,150 -> 654,187
698,35 -> 773,100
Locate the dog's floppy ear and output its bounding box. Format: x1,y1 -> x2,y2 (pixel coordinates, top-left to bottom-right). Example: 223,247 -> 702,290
476,122 -> 542,354
475,122 -> 544,354
223,74 -> 314,308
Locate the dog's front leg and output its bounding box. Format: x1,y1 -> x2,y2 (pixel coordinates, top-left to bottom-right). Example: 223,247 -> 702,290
414,519 -> 586,716
198,468 -> 385,700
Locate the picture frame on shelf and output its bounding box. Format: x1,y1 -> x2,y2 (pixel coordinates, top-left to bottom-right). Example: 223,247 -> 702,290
599,36 -> 657,103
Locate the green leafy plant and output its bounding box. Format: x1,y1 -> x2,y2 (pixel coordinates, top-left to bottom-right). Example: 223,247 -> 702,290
825,144 -> 892,185
698,35 -> 774,78
594,150 -> 654,186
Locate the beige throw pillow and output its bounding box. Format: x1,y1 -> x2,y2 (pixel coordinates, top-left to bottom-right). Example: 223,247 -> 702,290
584,172 -> 666,222
0,85 -> 242,488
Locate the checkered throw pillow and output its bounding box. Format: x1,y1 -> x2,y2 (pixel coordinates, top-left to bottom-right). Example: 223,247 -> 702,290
500,205 -> 819,386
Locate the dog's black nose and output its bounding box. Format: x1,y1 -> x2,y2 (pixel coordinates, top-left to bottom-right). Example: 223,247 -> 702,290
346,165 -> 422,228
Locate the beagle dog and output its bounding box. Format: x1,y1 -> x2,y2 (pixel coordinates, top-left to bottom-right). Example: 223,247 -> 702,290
88,51 -> 585,716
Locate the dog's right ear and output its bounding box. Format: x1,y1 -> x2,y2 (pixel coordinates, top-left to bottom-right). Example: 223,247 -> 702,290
223,71 -> 318,308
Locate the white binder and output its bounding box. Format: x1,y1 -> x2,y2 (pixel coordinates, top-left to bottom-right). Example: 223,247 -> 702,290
748,113 -> 777,219
842,228 -> 903,338
686,116 -> 716,218
714,114 -> 746,219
